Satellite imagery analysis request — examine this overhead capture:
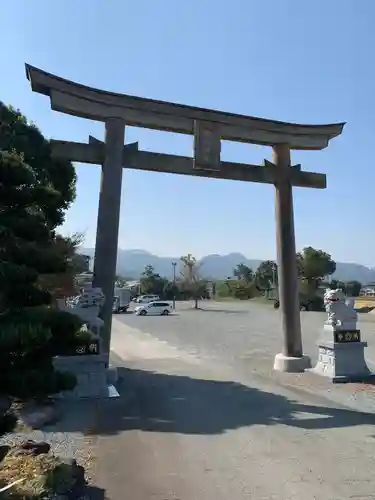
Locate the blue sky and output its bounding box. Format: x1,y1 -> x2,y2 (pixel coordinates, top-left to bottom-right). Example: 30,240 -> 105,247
1,0 -> 374,264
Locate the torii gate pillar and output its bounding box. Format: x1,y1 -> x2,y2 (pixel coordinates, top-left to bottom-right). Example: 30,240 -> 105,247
92,118 -> 125,358
273,144 -> 308,372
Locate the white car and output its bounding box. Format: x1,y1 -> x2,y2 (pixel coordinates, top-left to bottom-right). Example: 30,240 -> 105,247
135,301 -> 173,316
135,294 -> 160,304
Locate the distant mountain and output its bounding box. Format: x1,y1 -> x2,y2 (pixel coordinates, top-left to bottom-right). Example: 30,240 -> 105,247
198,253 -> 262,280
81,248 -> 375,284
332,262 -> 375,284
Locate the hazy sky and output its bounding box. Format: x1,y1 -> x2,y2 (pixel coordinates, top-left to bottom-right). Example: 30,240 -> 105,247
1,0 -> 374,264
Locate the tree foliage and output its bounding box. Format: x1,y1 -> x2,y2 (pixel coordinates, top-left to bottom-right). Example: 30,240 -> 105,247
137,246 -> 341,304
232,281 -> 258,300
223,248 -> 336,300
329,279 -> 345,291
0,102 -> 76,227
180,254 -> 207,308
0,102 -> 79,304
254,260 -> 277,291
140,265 -> 169,297
345,280 -> 362,297
233,263 -> 253,283
328,279 -> 362,297
0,149 -> 79,399
217,264 -> 259,300
180,254 -> 199,281
215,279 -> 237,298
71,249 -> 90,274
38,232 -> 86,300
297,246 -> 336,294
115,275 -> 128,288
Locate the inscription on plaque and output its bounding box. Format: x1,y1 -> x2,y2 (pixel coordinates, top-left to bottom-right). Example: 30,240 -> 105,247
193,120 -> 221,171
334,330 -> 361,343
75,339 -> 100,355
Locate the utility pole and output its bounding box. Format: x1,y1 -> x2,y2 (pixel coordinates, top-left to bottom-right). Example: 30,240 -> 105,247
172,262 -> 177,310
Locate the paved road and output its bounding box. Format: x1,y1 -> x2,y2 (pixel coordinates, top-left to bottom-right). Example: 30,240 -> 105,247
92,305 -> 375,499
116,300 -> 375,367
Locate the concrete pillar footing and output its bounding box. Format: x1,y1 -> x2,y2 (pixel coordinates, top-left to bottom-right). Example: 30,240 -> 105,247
273,353 -> 312,373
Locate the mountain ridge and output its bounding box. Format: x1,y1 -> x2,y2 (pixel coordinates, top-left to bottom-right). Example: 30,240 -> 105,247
81,248 -> 375,284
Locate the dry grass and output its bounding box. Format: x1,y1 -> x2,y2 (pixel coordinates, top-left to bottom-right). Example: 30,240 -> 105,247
0,448 -> 75,499
354,297 -> 375,312
355,296 -> 375,304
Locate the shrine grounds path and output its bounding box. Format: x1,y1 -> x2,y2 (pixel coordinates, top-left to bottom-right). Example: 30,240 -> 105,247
117,299 -> 375,369
91,301 -> 375,499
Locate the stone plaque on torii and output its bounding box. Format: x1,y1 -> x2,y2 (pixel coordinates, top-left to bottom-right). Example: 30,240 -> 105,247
25,64 -> 345,372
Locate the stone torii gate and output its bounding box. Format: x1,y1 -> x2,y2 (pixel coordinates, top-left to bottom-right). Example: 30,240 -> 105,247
25,64 -> 344,373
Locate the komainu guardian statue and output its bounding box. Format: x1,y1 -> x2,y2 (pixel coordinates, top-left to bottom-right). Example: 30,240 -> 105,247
324,288 -> 357,330
313,288 -> 372,382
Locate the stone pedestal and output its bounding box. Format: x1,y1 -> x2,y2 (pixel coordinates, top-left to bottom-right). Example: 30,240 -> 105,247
312,325 -> 374,383
53,354 -> 118,399
56,288 -> 119,398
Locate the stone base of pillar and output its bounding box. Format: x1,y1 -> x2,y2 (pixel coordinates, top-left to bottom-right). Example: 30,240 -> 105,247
53,354 -> 120,399
312,337 -> 374,383
273,353 -> 312,373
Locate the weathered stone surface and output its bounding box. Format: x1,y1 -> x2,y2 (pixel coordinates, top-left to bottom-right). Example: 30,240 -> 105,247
313,290 -> 374,382
26,64 -> 345,150
313,338 -> 374,382
53,354 -> 109,399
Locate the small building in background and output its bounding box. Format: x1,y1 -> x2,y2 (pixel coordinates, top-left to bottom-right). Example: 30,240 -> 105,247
359,283 -> 375,297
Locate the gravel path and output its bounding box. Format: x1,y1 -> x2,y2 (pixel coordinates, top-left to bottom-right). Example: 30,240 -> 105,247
0,400 -> 99,481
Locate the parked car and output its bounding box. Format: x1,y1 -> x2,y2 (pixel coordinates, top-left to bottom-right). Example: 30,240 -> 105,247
135,301 -> 173,316
273,294 -> 324,312
135,294 -> 160,304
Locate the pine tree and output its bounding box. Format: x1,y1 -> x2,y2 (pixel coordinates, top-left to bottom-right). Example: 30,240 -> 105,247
0,150 -> 77,400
